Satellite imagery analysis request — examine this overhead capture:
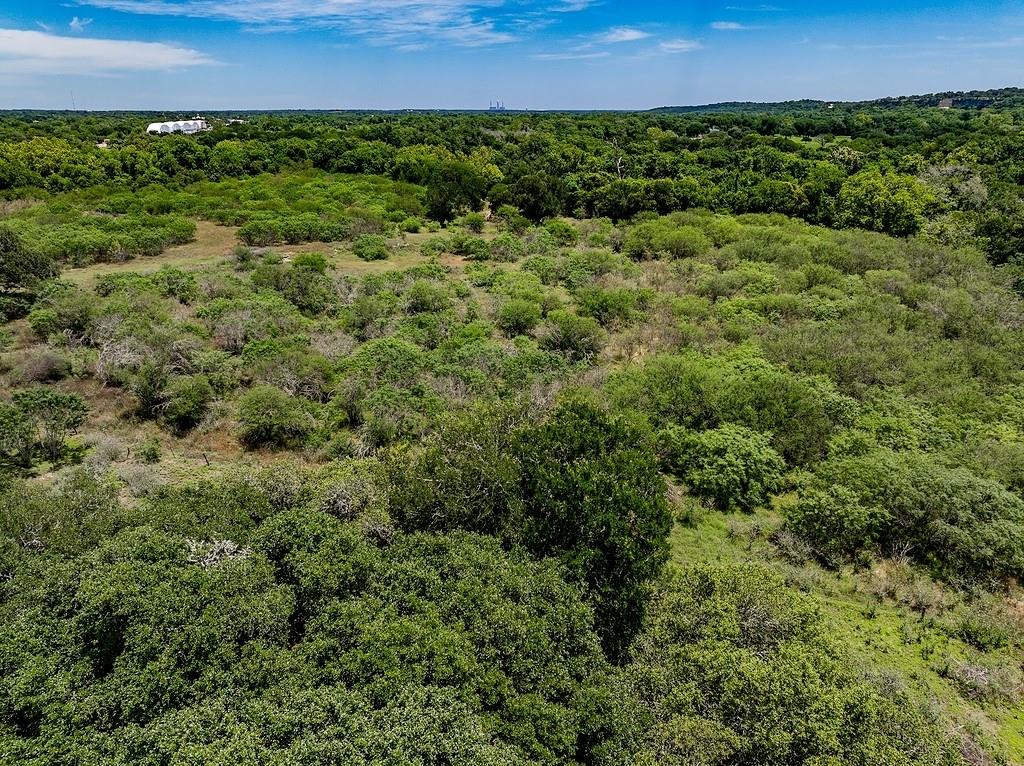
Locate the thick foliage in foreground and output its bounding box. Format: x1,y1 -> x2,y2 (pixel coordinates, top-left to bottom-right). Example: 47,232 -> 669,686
390,400 -> 673,661
628,565 -> 964,766
790,449 -> 1024,580
0,518 -> 637,765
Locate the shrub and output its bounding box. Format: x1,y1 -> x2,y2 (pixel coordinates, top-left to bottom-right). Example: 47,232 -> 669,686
9,349 -> 70,384
462,211 -> 486,233
521,255 -> 561,285
543,218 -> 579,246
404,280 -> 449,314
11,387 -> 88,462
130,360 -> 170,419
160,375 -> 214,434
488,233 -> 526,262
574,285 -> 645,328
956,604 -> 1014,652
659,424 -> 785,512
494,205 -> 530,234
657,225 -> 712,258
139,437 -> 162,464
353,234 -> 390,261
805,449 -> 1024,580
0,224 -> 54,291
447,233 -> 490,260
537,310 -> 606,362
238,218 -> 283,246
496,299 -> 541,337
606,353 -> 856,465
237,385 -> 313,448
0,402 -> 33,467
27,308 -> 61,340
400,216 -> 423,233
786,485 -> 882,565
292,252 -> 328,274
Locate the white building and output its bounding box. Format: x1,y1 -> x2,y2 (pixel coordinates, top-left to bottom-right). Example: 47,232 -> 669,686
146,117 -> 209,135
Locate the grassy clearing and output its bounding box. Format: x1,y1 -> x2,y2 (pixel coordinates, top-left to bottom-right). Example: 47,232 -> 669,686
61,220 -> 489,288
62,220 -> 239,286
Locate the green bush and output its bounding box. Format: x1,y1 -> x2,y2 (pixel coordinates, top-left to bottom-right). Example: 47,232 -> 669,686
543,218 -> 579,246
801,449 -> 1024,579
139,437 -> 162,464
494,204 -> 530,234
400,216 -> 423,233
496,299 -> 542,337
659,424 -> 785,512
956,603 -> 1014,652
462,211 -> 486,233
404,280 -> 450,314
538,310 -> 606,362
10,387 -> 88,462
574,285 -> 646,328
0,225 -> 53,291
606,353 -> 856,465
488,232 -> 526,262
160,375 -> 214,434
657,225 -> 712,258
237,385 -> 314,448
786,485 -> 881,564
353,234 -> 390,261
447,233 -> 490,260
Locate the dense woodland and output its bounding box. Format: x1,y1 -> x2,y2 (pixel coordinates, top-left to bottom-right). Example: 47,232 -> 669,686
2,90 -> 1024,765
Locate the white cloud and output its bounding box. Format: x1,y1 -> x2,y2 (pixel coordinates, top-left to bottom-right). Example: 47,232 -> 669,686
78,0 -> 591,48
711,21 -> 749,30
533,50 -> 609,60
0,28 -> 217,75
551,0 -> 596,10
660,38 -> 702,53
594,26 -> 650,44
69,16 -> 94,32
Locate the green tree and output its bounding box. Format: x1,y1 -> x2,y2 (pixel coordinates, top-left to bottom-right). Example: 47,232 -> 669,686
11,388 -> 88,461
786,485 -> 881,565
837,170 -> 935,237
0,517 -> 639,764
0,402 -> 32,467
0,226 -> 53,293
628,565 -> 964,766
658,424 -> 785,512
425,161 -> 488,224
392,400 -> 672,660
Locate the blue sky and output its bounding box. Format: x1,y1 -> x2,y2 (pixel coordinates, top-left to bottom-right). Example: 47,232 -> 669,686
0,1 -> 1022,110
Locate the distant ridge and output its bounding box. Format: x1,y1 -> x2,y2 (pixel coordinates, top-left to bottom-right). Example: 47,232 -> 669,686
650,86 -> 1024,113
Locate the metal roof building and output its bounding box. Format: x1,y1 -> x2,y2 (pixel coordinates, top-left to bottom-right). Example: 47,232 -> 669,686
146,118 -> 209,135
